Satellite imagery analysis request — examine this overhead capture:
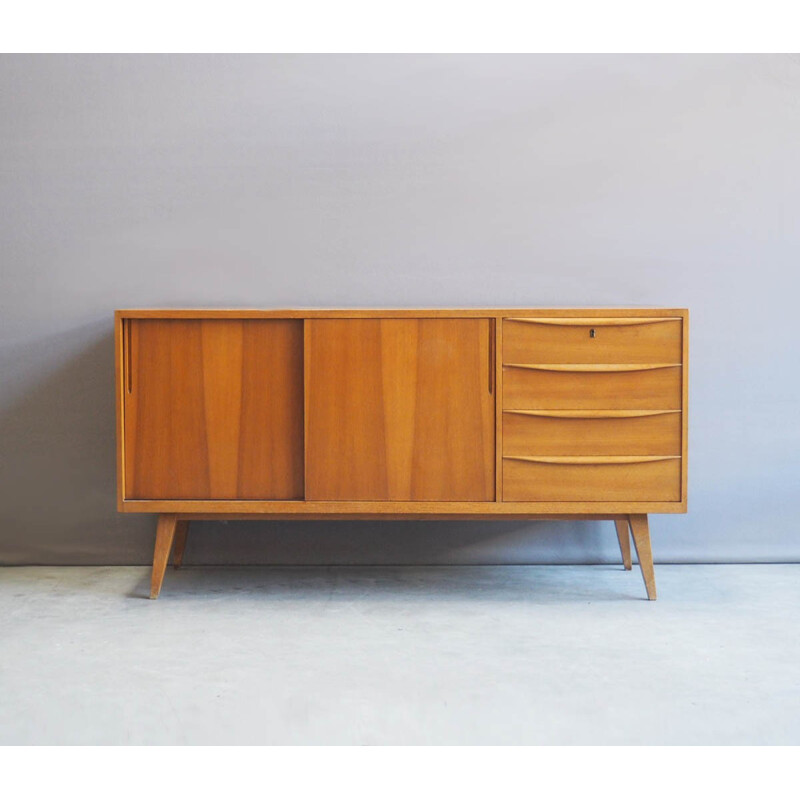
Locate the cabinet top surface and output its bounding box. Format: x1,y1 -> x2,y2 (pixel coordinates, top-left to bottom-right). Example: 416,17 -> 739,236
116,308 -> 688,319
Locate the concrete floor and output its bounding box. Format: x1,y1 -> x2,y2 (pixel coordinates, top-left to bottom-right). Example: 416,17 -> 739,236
0,564 -> 798,744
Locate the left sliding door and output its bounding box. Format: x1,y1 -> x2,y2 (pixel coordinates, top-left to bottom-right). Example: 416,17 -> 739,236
123,319 -> 304,499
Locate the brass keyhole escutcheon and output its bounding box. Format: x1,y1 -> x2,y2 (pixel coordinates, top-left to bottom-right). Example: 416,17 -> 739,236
589,328 -> 596,338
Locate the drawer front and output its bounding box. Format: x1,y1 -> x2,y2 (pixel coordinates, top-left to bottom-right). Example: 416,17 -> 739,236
503,457 -> 681,501
502,364 -> 682,410
503,410 -> 681,456
504,317 -> 682,365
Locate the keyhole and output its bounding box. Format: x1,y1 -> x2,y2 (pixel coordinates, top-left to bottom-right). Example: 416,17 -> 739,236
589,328 -> 596,338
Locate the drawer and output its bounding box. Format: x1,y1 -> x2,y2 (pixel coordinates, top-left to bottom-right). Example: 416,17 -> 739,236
503,410 -> 681,456
504,317 -> 682,365
502,364 -> 681,410
503,456 -> 681,501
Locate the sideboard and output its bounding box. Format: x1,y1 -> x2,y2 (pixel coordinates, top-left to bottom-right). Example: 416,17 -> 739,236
115,308 -> 688,599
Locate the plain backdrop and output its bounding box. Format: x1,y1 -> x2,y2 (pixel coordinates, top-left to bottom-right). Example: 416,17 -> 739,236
1,53 -> 798,565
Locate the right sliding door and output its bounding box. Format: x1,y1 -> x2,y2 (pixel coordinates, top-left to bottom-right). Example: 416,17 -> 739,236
502,316 -> 683,501
306,318 -> 496,501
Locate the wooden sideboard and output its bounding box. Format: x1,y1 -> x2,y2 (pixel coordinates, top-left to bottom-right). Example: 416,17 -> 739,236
115,308 -> 688,599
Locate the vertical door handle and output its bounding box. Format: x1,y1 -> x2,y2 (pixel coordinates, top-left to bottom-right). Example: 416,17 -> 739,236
489,318 -> 495,394
126,320 -> 133,393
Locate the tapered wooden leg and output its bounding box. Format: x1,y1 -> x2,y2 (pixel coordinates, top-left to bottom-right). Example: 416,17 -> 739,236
629,514 -> 657,601
172,520 -> 189,570
614,517 -> 632,570
150,514 -> 178,599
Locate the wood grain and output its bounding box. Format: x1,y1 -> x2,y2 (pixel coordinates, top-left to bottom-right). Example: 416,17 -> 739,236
494,315 -> 504,503
682,310 -> 689,507
503,363 -> 681,372
115,308 -> 688,601
630,514 -> 657,600
615,517 -> 632,570
150,513 -> 178,599
117,308 -> 689,320
115,315 -> 126,511
114,308 -> 689,517
503,457 -> 681,502
124,319 -> 303,500
505,317 -> 681,326
503,409 -> 679,417
503,364 -> 681,410
175,512 -> 649,521
504,455 -> 680,464
504,317 -> 681,364
306,318 -> 495,501
172,520 -> 189,569
503,410 -> 681,457
121,499 -> 687,515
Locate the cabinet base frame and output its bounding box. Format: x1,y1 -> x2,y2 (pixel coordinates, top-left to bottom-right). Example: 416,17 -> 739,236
148,513 -> 657,601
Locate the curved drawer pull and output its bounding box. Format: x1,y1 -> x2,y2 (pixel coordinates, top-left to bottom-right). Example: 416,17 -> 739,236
504,409 -> 680,419
503,455 -> 681,465
504,363 -> 681,373
505,317 -> 680,327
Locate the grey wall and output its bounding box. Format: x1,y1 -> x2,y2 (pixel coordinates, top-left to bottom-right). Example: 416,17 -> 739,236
2,54 -> 799,565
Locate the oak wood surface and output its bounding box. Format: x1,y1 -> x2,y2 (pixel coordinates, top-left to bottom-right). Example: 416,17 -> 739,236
494,316 -> 504,502
504,455 -> 680,464
504,317 -> 681,364
306,318 -> 495,501
150,514 -> 178,599
505,317 -> 681,326
117,308 -> 689,320
500,313 -> 685,510
503,410 -> 681,457
175,513 -> 650,521
124,319 -> 303,500
172,520 -> 189,569
119,499 -> 687,515
114,308 -> 688,516
629,514 -> 657,600
503,457 -> 681,502
614,517 -> 633,570
116,308 -> 686,600
682,310 -> 689,506
502,364 -> 682,410
503,363 -> 681,372
503,409 -> 679,417
115,316 -> 126,511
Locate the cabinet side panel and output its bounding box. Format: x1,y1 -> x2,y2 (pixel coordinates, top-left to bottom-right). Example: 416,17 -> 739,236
682,312 -> 689,505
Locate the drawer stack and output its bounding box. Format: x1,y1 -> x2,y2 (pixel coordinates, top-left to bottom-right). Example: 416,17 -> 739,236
501,317 -> 684,501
